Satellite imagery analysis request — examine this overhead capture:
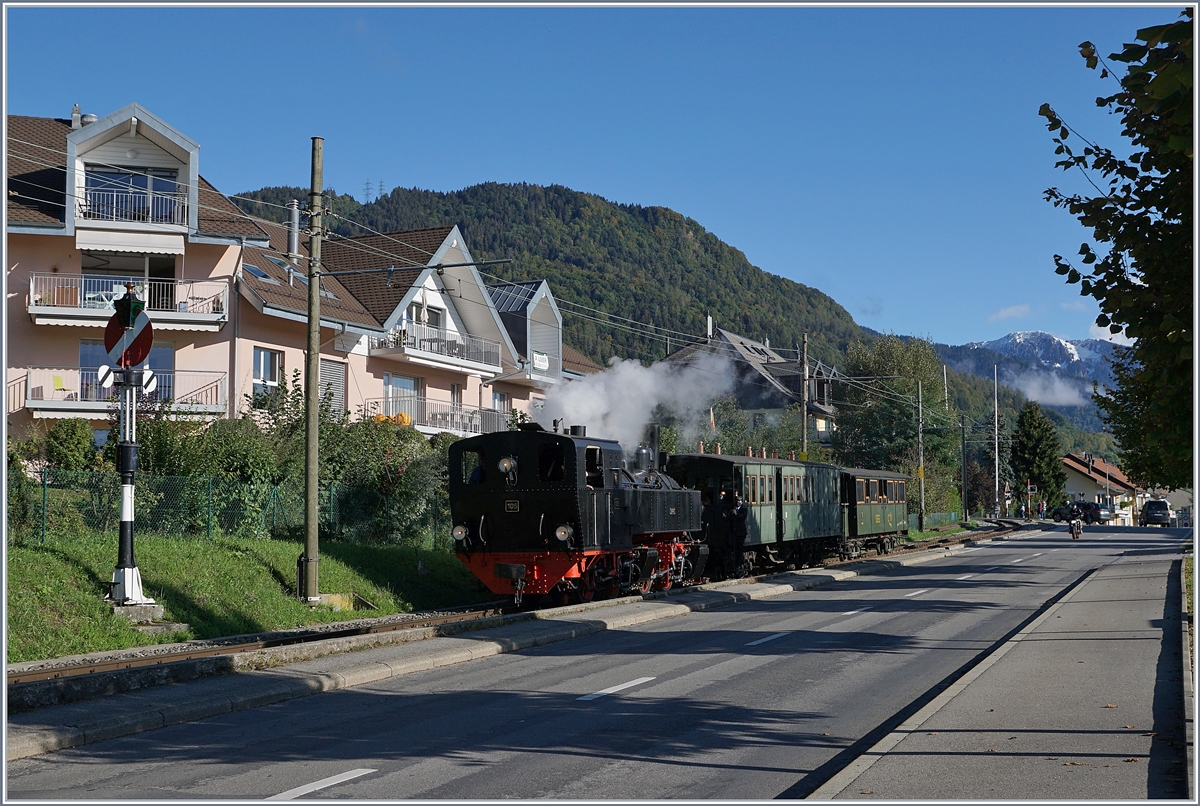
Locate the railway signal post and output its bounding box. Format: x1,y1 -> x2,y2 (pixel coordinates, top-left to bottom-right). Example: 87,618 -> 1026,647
103,284 -> 156,605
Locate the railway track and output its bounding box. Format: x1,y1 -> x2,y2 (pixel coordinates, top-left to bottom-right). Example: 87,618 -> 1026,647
8,521 -> 1020,696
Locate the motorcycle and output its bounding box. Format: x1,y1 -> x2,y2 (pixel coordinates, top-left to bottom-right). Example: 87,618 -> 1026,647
1069,517 -> 1083,540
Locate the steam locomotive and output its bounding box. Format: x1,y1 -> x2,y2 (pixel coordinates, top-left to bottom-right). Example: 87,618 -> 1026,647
447,423 -> 908,606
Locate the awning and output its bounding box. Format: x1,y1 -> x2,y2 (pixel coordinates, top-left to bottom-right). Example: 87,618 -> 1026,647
75,229 -> 186,255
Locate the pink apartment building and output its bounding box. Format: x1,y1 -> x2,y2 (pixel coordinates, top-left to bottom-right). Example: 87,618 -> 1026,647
7,102 -> 591,445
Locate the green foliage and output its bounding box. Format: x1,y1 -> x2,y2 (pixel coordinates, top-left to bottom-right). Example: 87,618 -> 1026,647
1040,10 -> 1193,488
1011,402 -> 1068,506
233,183 -> 866,369
44,418 -> 96,471
6,438 -> 39,538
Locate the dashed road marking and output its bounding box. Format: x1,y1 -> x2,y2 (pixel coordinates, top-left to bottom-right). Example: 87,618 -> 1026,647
956,574 -> 976,580
268,769 -> 377,800
746,632 -> 789,646
903,589 -> 929,597
842,606 -> 874,616
577,677 -> 655,701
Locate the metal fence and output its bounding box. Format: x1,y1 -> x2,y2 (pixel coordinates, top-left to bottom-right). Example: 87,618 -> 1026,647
13,469 -> 450,551
909,511 -> 960,530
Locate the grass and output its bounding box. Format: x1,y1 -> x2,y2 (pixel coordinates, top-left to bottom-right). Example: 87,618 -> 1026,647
901,526 -> 968,542
6,533 -> 493,664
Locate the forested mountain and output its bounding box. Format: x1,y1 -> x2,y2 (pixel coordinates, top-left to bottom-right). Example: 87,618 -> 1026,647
232,183 -> 863,367
233,181 -> 1113,458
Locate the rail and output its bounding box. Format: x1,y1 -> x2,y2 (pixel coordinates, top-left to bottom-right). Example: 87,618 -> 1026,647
78,188 -> 187,225
22,368 -> 226,409
360,395 -> 508,434
8,374 -> 27,415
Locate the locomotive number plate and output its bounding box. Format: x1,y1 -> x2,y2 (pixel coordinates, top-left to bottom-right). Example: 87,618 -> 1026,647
505,500 -> 519,512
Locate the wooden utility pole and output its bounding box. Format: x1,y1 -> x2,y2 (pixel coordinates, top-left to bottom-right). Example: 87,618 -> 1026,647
993,364 -> 1000,518
917,380 -> 925,532
960,414 -> 968,521
302,137 -> 323,604
801,333 -> 809,461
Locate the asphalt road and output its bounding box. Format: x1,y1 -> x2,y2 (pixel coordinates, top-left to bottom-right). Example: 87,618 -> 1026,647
6,526 -> 1188,800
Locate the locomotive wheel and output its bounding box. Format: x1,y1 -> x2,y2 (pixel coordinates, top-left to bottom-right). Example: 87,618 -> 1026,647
571,570 -> 598,604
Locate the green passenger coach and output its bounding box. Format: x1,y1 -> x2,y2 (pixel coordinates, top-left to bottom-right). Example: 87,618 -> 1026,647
840,467 -> 910,551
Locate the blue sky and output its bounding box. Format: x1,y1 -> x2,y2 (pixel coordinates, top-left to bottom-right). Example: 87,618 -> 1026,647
5,4 -> 1167,347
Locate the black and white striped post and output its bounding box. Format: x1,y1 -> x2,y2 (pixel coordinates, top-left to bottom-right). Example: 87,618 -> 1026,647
102,283 -> 157,605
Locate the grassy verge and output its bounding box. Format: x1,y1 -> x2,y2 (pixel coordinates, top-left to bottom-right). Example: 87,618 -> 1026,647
901,526 -> 967,542
6,533 -> 492,664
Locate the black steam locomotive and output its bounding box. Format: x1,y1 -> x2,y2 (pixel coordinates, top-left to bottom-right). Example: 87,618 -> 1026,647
448,424 -> 909,606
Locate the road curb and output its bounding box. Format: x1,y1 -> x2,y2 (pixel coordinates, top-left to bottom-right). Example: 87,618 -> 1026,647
1182,557 -> 1195,801
5,544 -> 966,762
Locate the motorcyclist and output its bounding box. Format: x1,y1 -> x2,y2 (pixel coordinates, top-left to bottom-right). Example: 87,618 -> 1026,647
1067,502 -> 1083,539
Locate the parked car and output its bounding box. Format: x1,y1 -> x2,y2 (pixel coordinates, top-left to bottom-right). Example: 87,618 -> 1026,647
1077,501 -> 1112,524
1140,499 -> 1173,527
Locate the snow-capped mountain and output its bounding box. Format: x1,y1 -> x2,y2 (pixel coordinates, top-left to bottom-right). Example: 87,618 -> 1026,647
968,331 -> 1116,385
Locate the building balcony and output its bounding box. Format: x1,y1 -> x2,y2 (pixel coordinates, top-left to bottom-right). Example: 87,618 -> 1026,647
78,188 -> 188,228
368,323 -> 502,372
12,367 -> 227,419
360,395 -> 508,436
28,274 -> 228,331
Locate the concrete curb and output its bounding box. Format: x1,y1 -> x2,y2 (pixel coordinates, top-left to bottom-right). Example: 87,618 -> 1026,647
8,544 -> 984,762
1181,556 -> 1195,801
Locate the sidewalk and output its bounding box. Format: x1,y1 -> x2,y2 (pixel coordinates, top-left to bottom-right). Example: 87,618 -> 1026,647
810,553 -> 1193,800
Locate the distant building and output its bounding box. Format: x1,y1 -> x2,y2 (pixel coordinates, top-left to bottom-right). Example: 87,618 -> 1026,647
1061,453 -> 1146,526
662,327 -> 836,441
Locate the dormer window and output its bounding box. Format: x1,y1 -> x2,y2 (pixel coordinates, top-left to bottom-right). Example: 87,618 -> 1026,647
83,166 -> 182,224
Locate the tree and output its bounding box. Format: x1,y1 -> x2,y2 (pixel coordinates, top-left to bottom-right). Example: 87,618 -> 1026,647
1011,402 -> 1068,507
1039,10 -> 1193,489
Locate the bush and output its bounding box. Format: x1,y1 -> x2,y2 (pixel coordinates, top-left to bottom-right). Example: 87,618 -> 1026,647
45,418 -> 96,471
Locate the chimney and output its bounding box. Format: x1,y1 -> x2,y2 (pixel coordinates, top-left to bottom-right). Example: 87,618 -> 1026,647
287,200 -> 300,263
764,337 -> 770,349
714,442 -> 722,455
80,113 -> 97,126
746,446 -> 753,457
698,440 -> 705,454
789,450 -> 796,461
71,104 -> 81,129
707,315 -> 713,339
771,449 -> 778,459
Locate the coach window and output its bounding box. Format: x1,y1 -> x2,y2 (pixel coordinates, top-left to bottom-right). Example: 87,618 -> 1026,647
462,450 -> 483,484
856,479 -> 865,503
869,479 -> 878,501
767,475 -> 774,504
539,442 -> 565,482
898,481 -> 906,502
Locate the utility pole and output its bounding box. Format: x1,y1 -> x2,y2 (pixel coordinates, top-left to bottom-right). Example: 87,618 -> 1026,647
301,136 -> 323,605
943,364 -> 948,411
917,380 -> 925,532
960,414 -> 968,521
993,364 -> 1000,518
801,333 -> 809,461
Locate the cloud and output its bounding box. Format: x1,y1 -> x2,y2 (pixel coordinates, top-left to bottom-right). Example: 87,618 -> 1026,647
1060,300 -> 1089,311
1005,370 -> 1088,406
537,352 -> 736,454
988,304 -> 1031,322
1088,323 -> 1134,346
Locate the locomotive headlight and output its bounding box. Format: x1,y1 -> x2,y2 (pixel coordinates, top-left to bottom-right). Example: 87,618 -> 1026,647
452,525 -> 468,541
498,456 -> 517,474
554,524 -> 573,541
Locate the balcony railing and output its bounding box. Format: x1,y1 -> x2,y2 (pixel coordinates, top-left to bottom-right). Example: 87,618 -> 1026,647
369,323 -> 501,369
360,396 -> 508,435
79,188 -> 187,226
21,367 -> 226,413
29,274 -> 228,317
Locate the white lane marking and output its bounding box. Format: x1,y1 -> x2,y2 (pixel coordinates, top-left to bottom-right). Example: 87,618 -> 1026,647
1050,548 -> 1061,552
268,769 -> 377,800
959,547 -> 982,553
904,589 -> 930,597
1010,552 -> 1042,564
842,606 -> 874,616
956,574 -> 976,580
984,566 -> 999,572
577,676 -> 655,701
746,632 -> 789,646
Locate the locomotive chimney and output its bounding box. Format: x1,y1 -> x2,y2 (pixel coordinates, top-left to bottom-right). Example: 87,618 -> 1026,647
643,423 -> 661,469
569,425 -> 586,437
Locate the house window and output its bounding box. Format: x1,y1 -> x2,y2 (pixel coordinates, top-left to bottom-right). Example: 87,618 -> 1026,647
407,302 -> 442,329
252,347 -> 282,405
383,372 -> 421,419
83,167 -> 180,224
450,383 -> 462,408
492,391 -> 509,411
319,359 -> 346,413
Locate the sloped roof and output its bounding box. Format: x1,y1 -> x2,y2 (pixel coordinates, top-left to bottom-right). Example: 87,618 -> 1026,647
7,115 -> 72,226
1063,453 -> 1142,493
239,219 -> 381,331
6,112 -> 267,241
562,343 -> 603,375
320,228 -> 451,324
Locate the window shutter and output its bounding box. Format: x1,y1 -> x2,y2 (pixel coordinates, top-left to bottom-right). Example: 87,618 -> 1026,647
319,359 -> 346,413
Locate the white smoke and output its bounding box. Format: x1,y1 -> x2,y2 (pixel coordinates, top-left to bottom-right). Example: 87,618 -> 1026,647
537,351 -> 736,452
1006,371 -> 1089,406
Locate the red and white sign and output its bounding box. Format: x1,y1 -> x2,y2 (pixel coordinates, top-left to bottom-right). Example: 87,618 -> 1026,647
105,311 -> 153,367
